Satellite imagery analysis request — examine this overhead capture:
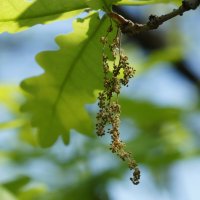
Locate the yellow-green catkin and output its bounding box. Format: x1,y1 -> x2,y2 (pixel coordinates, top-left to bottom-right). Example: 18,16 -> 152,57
96,24 -> 140,185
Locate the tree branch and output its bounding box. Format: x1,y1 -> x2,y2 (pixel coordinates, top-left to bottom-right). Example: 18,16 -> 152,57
111,5 -> 200,91
108,0 -> 200,35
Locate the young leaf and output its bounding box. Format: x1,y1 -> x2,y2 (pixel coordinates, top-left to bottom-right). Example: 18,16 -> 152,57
21,13 -> 116,147
116,0 -> 182,5
0,0 -> 88,33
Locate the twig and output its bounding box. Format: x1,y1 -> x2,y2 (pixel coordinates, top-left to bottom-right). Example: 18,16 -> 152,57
108,0 -> 200,35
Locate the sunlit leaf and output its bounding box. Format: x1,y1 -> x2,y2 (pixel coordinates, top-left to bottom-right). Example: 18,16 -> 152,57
0,0 -> 87,33
21,13 -> 117,147
0,187 -> 17,200
18,185 -> 47,200
0,85 -> 25,128
0,119 -> 25,130
116,0 -> 181,6
0,0 -> 182,33
0,85 -> 20,109
86,0 -> 181,10
0,85 -> 37,146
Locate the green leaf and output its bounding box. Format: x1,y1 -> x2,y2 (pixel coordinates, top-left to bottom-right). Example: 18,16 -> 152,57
120,97 -> 181,130
116,0 -> 181,6
116,0 -> 159,6
143,46 -> 183,70
0,187 -> 17,200
21,13 -> 116,147
86,0 -> 180,10
18,185 -> 47,200
0,85 -> 25,129
3,176 -> 30,195
115,0 -> 182,6
0,85 -> 38,146
120,98 -> 191,172
0,0 -> 182,33
0,0 -> 88,33
0,119 -> 25,130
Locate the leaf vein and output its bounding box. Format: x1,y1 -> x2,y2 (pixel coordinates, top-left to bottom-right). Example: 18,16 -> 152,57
51,16 -> 105,119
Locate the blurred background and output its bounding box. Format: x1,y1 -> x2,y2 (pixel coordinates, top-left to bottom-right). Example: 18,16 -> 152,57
0,3 -> 200,200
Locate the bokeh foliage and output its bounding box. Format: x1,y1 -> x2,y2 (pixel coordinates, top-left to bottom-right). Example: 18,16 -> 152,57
0,0 -> 199,199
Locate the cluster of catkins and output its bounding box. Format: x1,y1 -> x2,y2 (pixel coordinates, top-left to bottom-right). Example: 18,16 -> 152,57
96,26 -> 140,185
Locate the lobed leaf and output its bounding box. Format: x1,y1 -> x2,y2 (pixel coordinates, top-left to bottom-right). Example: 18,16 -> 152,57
0,0 -> 88,33
21,13 -> 117,147
0,0 -> 180,33
0,0 -> 181,33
